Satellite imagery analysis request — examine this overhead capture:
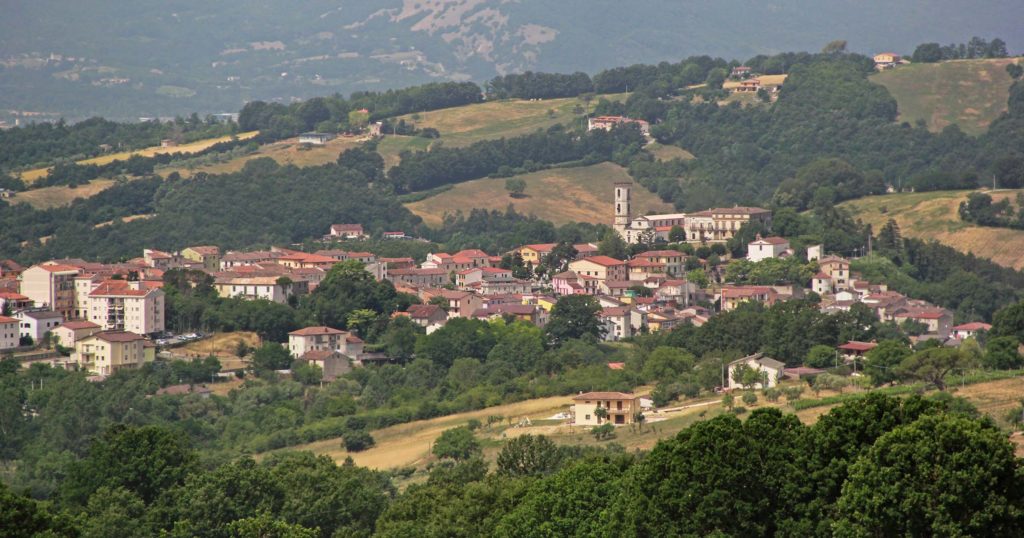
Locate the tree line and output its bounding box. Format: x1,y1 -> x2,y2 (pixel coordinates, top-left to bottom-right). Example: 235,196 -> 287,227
0,115 -> 237,172
911,36 -> 1010,63
238,81 -> 482,140
3,391 -> 1022,537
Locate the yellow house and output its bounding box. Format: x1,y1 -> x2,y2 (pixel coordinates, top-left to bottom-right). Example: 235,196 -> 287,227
181,246 -> 221,271
517,244 -> 556,265
71,330 -> 148,376
572,391 -> 642,426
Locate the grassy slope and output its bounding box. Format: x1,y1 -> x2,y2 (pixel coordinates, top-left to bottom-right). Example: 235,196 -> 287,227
393,93 -> 630,147
157,134 -> 365,177
405,162 -> 675,227
870,58 -> 1021,136
8,179 -> 118,209
278,375 -> 1024,471
840,189 -> 1024,270
17,131 -> 260,183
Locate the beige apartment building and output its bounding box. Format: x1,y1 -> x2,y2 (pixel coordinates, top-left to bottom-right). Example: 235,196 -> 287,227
19,264 -> 81,319
568,256 -> 628,283
71,330 -> 148,376
288,326 -> 364,358
0,315 -> 19,350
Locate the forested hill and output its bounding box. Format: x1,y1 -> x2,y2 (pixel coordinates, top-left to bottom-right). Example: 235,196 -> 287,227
2,0 -> 1023,120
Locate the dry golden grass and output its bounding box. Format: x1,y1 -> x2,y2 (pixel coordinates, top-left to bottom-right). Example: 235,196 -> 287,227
266,374 -> 1024,471
8,179 -> 117,209
177,332 -> 260,370
871,58 -> 1021,135
285,395 -> 573,469
406,162 -> 674,227
841,189 -> 1024,270
722,74 -> 788,90
646,143 -> 695,161
158,135 -> 363,177
93,213 -> 155,228
19,131 -> 259,183
394,93 -> 629,147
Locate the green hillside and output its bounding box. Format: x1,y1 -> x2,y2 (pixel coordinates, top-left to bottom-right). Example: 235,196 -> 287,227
871,58 -> 1021,135
840,188 -> 1024,270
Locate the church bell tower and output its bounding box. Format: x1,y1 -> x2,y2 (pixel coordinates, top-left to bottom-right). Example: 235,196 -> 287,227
613,181 -> 632,239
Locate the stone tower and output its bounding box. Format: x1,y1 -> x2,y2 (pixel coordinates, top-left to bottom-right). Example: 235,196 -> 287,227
613,181 -> 632,239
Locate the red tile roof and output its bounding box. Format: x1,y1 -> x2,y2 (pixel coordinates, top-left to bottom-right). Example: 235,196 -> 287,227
92,331 -> 145,343
0,315 -> 17,324
36,264 -> 81,273
579,255 -> 625,267
952,322 -> 992,331
838,341 -> 877,352
89,280 -> 155,297
289,326 -> 344,336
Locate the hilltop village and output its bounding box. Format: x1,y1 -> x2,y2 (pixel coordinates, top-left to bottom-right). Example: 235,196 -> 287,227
1,181 -> 976,387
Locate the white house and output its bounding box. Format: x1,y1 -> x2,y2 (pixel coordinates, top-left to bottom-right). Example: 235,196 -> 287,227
727,353 -> 785,390
299,132 -> 335,145
747,236 -> 791,262
15,309 -> 64,344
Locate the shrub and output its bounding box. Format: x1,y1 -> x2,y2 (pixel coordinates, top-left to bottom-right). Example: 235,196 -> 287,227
343,430 -> 375,452
741,392 -> 757,406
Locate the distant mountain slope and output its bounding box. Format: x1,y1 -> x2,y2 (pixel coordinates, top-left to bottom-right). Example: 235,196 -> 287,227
871,59 -> 1022,135
2,0 -> 1022,120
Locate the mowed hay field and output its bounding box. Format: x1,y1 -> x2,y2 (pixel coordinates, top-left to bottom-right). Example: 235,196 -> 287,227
158,134 -> 365,177
18,131 -> 259,183
393,93 -> 629,147
840,189 -> 1024,269
8,179 -> 117,209
405,162 -> 675,227
871,58 -> 1021,135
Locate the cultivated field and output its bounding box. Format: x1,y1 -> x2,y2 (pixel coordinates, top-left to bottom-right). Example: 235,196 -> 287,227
393,93 -> 629,147
871,58 -> 1021,135
158,134 -> 364,177
405,162 -> 675,227
18,131 -> 260,183
8,179 -> 117,209
721,73 -> 788,90
840,189 -> 1024,270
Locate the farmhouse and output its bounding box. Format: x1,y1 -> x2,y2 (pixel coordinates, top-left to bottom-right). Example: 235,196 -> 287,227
572,391 -> 642,426
294,350 -> 351,380
288,326 -> 363,358
298,132 -> 335,145
326,224 -> 367,240
727,353 -> 785,390
587,115 -> 651,135
733,79 -> 761,93
873,52 -> 901,69
951,322 -> 992,341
